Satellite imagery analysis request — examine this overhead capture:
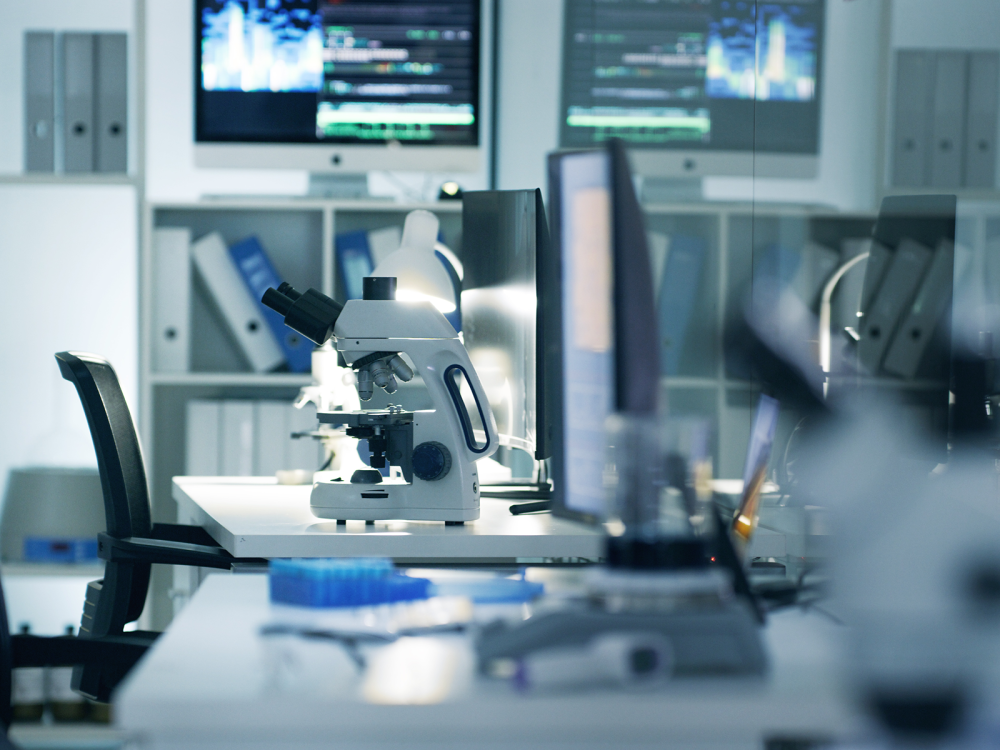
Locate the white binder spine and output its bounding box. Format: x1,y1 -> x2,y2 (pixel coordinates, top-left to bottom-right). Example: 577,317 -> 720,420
367,226 -> 403,268
892,50 -> 934,187
287,403 -> 321,471
964,52 -> 999,189
254,401 -> 288,477
858,238 -> 934,374
190,232 -> 284,373
791,241 -> 839,309
185,400 -> 221,476
883,241 -> 955,379
24,31 -> 55,172
62,32 -> 95,173
221,401 -> 255,476
929,52 -> 969,188
94,33 -> 127,173
152,228 -> 191,372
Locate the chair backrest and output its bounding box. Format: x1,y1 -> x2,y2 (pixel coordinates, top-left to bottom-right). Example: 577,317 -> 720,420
54,352 -> 152,540
0,571 -> 11,732
55,352 -> 152,640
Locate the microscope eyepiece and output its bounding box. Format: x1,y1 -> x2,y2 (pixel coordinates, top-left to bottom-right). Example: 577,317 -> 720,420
261,283 -> 344,346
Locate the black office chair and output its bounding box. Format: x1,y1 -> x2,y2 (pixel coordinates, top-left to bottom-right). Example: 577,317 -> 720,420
54,351 -> 263,702
0,552 -> 149,745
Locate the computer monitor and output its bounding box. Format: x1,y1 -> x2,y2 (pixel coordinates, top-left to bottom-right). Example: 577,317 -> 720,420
547,140 -> 659,522
559,0 -> 825,179
194,0 -> 487,176
461,189 -> 551,460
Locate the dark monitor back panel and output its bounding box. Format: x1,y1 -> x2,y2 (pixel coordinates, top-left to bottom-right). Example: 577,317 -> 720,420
461,190 -> 543,457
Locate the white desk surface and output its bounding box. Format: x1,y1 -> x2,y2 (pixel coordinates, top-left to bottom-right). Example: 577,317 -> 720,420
173,477 -> 604,561
115,574 -> 860,750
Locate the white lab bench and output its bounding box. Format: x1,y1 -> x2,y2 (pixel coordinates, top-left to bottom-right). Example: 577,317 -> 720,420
114,574 -> 860,750
173,477 -> 605,562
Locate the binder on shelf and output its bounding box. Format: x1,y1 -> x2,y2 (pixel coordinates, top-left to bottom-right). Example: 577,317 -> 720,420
857,239 -> 891,314
152,228 -> 191,372
287,403 -> 321,471
858,238 -> 934,374
882,240 -> 955,380
229,236 -> 312,373
335,230 -> 374,300
62,33 -> 95,173
646,231 -> 670,303
221,401 -> 255,476
892,50 -> 934,187
658,235 -> 705,376
835,238 -> 873,332
23,31 -> 55,173
190,231 -> 285,373
185,400 -> 220,475
756,243 -> 801,291
790,241 -> 839,309
253,401 -> 288,477
929,52 -> 968,189
367,226 -> 403,268
964,52 -> 999,189
94,33 -> 127,173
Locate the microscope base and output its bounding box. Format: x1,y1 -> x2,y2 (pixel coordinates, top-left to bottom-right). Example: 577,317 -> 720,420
309,479 -> 480,523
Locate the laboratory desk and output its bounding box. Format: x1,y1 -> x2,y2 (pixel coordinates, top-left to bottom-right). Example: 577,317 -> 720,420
173,477 -> 605,563
115,574 -> 861,750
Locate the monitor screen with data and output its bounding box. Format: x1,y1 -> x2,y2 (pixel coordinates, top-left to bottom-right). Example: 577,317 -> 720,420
196,0 -> 481,147
560,0 -> 824,156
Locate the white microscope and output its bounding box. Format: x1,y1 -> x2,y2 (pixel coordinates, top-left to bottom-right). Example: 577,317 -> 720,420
261,219 -> 498,525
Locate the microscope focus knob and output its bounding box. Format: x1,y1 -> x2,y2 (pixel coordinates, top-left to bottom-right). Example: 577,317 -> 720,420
412,442 -> 452,481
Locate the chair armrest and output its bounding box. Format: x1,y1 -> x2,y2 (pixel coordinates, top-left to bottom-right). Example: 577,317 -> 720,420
149,522 -> 221,548
97,532 -> 243,570
11,632 -> 158,669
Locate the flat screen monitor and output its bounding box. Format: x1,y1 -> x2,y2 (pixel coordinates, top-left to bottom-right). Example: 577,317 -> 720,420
461,189 -> 551,460
195,0 -> 486,174
547,140 -> 659,522
559,0 -> 825,178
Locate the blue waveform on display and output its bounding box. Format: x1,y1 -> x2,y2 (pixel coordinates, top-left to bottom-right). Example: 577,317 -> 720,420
706,1 -> 817,101
201,0 -> 323,92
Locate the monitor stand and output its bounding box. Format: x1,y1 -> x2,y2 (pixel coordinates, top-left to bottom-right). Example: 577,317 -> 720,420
308,173 -> 370,199
640,177 -> 704,204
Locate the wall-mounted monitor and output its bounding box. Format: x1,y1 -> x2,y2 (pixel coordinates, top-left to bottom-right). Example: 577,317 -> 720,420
194,0 -> 488,175
559,0 -> 825,179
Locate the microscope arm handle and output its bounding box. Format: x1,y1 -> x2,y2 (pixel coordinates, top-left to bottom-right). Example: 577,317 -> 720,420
420,341 -> 498,462
444,364 -> 496,455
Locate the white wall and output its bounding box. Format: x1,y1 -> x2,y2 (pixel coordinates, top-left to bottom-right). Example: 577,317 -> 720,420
494,0 -> 563,196
0,185 -> 138,484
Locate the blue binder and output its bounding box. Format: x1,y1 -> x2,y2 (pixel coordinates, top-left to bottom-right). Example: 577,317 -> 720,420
229,236 -> 313,372
658,235 -> 706,376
